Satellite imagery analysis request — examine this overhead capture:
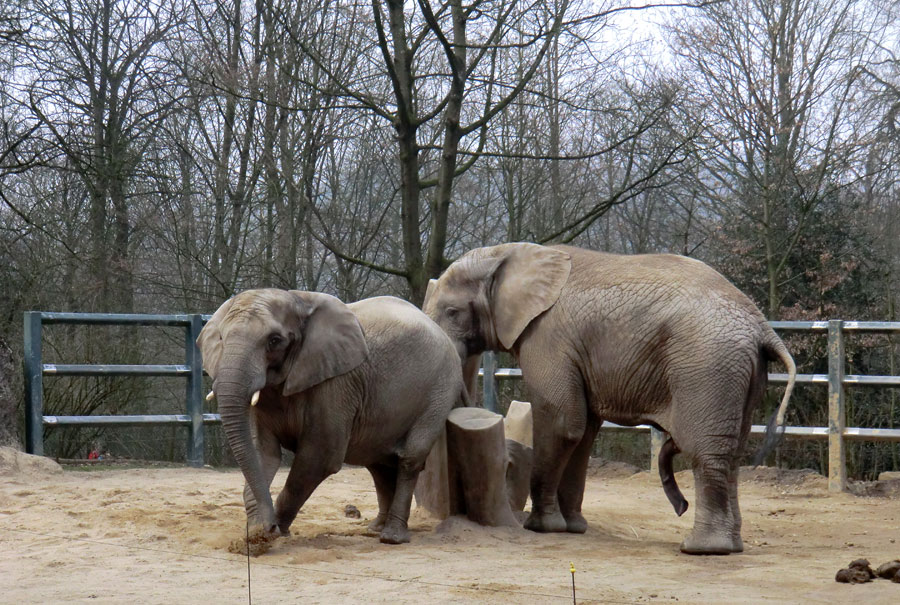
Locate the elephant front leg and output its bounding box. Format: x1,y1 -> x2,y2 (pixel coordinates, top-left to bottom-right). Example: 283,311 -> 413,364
524,401 -> 584,533
243,419 -> 282,531
556,416 -> 601,533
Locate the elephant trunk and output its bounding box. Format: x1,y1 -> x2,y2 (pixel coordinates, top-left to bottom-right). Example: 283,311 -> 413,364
462,354 -> 482,402
215,353 -> 275,531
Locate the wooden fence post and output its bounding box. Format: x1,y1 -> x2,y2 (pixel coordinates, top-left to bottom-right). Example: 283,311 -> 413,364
827,320 -> 846,492
482,351 -> 497,412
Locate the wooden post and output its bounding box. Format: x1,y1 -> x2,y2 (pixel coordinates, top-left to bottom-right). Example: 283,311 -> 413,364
828,320 -> 846,493
504,401 -> 533,512
482,352 -> 497,412
446,407 -> 519,526
649,427 -> 665,481
503,400 -> 533,447
414,428 -> 463,518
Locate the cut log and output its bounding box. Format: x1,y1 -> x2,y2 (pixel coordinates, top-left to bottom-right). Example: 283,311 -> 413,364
503,400 -> 533,447
503,401 -> 533,512
413,428 -> 463,518
446,408 -> 519,527
505,439 -> 532,512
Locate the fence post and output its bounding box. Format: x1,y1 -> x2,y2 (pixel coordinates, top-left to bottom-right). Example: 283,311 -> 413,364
482,351 -> 497,412
185,314 -> 204,467
827,320 -> 846,493
649,427 -> 665,478
23,312 -> 44,456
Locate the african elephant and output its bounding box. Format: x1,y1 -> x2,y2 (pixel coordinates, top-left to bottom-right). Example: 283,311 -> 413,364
198,289 -> 464,544
423,243 -> 797,554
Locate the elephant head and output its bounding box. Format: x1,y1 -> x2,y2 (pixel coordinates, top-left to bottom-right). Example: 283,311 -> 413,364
197,289 -> 368,531
424,243 -> 571,395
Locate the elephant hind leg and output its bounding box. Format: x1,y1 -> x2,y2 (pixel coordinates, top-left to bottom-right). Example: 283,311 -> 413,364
557,415 -> 601,533
727,355 -> 766,553
379,456 -> 428,544
679,452 -> 737,555
366,463 -> 397,533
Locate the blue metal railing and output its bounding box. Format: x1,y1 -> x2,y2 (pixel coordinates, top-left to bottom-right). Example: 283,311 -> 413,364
23,312 -> 214,467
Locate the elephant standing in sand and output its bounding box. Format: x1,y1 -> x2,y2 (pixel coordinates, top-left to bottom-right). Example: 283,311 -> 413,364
424,243 -> 796,554
198,289 -> 464,544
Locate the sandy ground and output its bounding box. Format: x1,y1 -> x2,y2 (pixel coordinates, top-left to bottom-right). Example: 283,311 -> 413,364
1,448 -> 899,604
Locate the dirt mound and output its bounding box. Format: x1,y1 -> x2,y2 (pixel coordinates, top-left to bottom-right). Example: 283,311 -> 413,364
848,478 -> 900,498
586,457 -> 642,478
0,447 -> 62,479
738,465 -> 826,488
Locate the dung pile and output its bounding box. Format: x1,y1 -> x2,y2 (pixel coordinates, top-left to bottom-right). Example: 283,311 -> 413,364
835,558 -> 900,584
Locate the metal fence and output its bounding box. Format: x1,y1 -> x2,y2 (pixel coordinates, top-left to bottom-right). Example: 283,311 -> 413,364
23,312 -> 216,467
23,313 -> 900,487
480,320 -> 900,493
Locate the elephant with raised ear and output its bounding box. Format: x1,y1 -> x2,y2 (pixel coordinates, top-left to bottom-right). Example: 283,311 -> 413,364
423,243 -> 797,555
198,289 -> 465,545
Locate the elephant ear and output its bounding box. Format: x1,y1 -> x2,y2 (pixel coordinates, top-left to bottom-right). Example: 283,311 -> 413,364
283,291 -> 368,396
196,297 -> 235,380
490,243 -> 571,350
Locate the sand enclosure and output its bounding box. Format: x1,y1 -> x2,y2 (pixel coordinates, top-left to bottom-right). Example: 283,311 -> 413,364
2,447 -> 899,603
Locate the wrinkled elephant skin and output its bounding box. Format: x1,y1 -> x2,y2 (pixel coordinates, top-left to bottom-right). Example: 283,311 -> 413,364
424,243 -> 796,555
198,290 -> 464,546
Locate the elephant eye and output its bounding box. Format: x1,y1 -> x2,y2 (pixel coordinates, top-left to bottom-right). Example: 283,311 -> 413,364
267,334 -> 284,350
445,307 -> 460,319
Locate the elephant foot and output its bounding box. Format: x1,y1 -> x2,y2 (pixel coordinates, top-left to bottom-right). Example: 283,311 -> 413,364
524,510 -> 568,533
563,512 -> 588,534
367,515 -> 386,533
379,522 -> 410,545
679,532 -> 738,555
248,520 -> 282,537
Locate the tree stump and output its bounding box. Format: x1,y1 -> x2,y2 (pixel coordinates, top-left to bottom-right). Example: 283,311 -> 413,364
446,407 -> 519,527
503,400 -> 534,512
503,400 -> 533,447
415,402 -> 535,525
413,427 -> 463,518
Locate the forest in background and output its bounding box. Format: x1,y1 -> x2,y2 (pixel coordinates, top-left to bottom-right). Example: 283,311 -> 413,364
0,0 -> 897,476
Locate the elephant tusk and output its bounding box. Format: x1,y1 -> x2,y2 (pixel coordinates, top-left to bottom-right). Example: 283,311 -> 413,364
206,390 -> 215,401
250,390 -> 260,406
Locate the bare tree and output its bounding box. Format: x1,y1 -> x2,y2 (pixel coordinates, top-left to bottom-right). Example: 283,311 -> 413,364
18,0 -> 185,312
667,0 -> 885,317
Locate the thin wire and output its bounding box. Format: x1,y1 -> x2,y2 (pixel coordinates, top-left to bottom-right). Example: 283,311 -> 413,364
4,526 -> 628,604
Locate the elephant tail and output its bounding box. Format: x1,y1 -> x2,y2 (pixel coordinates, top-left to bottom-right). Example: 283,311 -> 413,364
755,329 -> 797,464
763,330 -> 797,429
